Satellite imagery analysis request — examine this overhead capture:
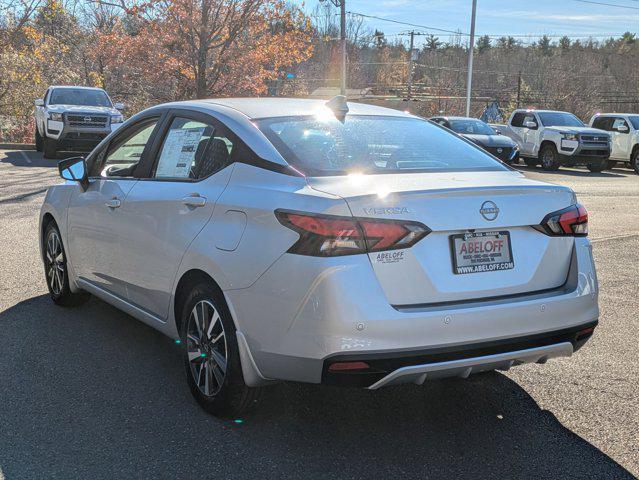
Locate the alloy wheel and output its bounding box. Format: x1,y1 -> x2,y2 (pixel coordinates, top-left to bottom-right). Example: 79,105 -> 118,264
45,230 -> 65,295
186,300 -> 228,397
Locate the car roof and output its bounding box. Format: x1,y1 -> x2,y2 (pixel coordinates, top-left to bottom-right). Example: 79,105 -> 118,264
593,112 -> 637,117
49,85 -> 106,91
432,116 -> 483,121
160,98 -> 414,120
515,109 -> 573,115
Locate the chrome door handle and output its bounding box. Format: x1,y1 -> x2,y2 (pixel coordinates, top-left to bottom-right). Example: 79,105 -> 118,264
182,195 -> 206,208
105,198 -> 121,209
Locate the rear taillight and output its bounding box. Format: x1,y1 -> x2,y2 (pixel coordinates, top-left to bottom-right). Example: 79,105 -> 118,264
275,210 -> 430,257
536,203 -> 588,237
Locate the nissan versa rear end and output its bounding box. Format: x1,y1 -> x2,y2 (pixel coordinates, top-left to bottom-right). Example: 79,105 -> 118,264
40,98 -> 599,417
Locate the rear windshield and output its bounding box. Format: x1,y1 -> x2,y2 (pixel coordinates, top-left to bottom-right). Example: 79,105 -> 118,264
256,115 -> 507,176
49,88 -> 112,107
448,119 -> 496,135
538,112 -> 584,127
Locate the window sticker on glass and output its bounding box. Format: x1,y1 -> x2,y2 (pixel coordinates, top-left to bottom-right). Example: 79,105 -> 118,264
156,126 -> 206,178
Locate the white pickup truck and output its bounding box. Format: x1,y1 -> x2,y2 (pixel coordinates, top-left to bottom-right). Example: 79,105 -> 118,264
589,113 -> 639,174
34,85 -> 124,159
496,109 -> 611,172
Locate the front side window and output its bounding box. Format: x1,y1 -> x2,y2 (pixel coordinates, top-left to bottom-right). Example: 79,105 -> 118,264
448,119 -> 495,135
257,115 -> 508,176
49,88 -> 112,108
153,117 -> 234,180
612,118 -> 629,132
93,119 -> 158,177
538,112 -> 584,127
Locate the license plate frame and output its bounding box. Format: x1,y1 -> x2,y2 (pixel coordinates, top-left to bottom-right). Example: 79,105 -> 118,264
450,231 -> 514,275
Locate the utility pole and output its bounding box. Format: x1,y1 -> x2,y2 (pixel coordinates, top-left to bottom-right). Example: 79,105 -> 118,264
465,0 -> 477,117
407,30 -> 415,104
516,70 -> 522,108
340,0 -> 346,96
321,0 -> 347,96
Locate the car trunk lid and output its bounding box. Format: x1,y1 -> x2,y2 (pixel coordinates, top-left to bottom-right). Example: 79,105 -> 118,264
307,171 -> 576,305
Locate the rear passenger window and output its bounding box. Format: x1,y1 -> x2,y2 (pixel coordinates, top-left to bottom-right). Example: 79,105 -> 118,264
153,117 -> 234,180
511,113 -> 525,127
592,117 -> 612,130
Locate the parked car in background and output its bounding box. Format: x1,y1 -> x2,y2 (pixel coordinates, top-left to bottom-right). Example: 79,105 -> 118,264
34,86 -> 125,159
430,116 -> 519,164
496,109 -> 611,172
40,97 -> 599,417
589,113 -> 639,174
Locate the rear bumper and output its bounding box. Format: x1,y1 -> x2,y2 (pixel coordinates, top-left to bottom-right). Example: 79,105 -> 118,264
226,238 -> 599,387
322,321 -> 596,387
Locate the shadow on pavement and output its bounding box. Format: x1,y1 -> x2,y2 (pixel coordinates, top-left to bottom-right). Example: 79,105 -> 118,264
0,295 -> 635,479
0,149 -> 85,168
516,164 -> 630,178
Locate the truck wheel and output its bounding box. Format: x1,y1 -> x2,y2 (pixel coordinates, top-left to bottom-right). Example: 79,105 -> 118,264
631,150 -> 639,175
587,159 -> 607,173
523,158 -> 539,167
35,127 -> 43,152
43,137 -> 58,159
539,145 -> 561,171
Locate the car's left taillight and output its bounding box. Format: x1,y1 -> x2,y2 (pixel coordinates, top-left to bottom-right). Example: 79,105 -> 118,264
535,203 -> 588,237
275,210 -> 430,257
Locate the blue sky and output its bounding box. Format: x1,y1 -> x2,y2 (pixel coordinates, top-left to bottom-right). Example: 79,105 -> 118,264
296,0 -> 639,46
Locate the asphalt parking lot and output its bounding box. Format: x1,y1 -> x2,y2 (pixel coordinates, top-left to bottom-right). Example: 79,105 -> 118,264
1,148 -> 638,480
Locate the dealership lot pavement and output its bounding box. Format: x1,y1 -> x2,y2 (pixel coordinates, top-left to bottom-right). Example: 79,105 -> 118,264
0,148 -> 637,479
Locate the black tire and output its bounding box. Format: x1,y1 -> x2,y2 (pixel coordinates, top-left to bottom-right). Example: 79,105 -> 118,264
43,222 -> 90,306
539,144 -> 561,171
523,158 -> 539,167
605,160 -> 617,170
35,126 -> 43,152
43,137 -> 58,159
587,159 -> 607,173
631,149 -> 639,175
180,282 -> 260,418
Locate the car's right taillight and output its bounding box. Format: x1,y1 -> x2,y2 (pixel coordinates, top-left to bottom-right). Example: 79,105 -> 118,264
535,203 -> 588,237
275,210 -> 430,257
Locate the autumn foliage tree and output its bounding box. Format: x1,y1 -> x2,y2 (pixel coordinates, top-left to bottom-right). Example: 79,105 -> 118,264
93,0 -> 314,104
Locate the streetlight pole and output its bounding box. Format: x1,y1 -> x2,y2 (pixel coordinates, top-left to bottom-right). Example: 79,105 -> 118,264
465,0 -> 477,117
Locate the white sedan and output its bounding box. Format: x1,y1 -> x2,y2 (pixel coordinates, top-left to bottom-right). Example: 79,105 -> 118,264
40,97 -> 599,417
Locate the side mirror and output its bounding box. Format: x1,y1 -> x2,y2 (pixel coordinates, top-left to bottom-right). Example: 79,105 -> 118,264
617,125 -> 629,133
114,102 -> 125,110
524,120 -> 537,129
59,157 -> 89,190
35,99 -> 44,107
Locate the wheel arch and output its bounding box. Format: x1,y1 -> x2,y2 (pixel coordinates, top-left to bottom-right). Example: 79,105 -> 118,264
538,140 -> 556,156
40,212 -> 57,259
172,268 -> 271,386
631,142 -> 639,160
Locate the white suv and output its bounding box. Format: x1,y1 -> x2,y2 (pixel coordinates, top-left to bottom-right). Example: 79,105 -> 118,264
34,86 -> 124,159
40,98 -> 599,417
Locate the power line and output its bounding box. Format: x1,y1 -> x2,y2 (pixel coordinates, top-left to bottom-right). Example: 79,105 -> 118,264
573,0 -> 639,9
346,11 -> 470,36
